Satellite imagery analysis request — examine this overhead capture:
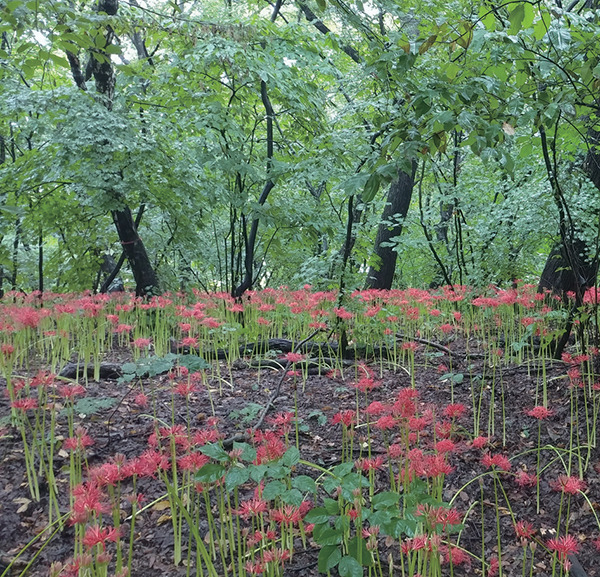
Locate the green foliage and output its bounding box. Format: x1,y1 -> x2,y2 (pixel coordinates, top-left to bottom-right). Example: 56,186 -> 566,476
1,0 -> 599,292
119,353 -> 210,384
63,396 -> 117,417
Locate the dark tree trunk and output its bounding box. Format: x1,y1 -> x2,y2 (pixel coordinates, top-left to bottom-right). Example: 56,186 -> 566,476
538,128 -> 600,300
364,164 -> 416,290
538,239 -> 597,299
112,208 -> 159,296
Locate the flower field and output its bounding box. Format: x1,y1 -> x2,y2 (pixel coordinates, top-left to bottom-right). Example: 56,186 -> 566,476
1,285 -> 599,577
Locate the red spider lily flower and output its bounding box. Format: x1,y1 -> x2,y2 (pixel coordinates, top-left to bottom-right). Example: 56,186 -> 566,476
133,392 -> 149,407
487,556 -> 499,577
1,343 -> 15,357
172,381 -> 197,397
129,449 -> 171,477
401,341 -> 418,351
353,376 -> 380,392
435,439 -> 457,454
284,352 -> 304,364
364,401 -> 389,416
63,427 -> 94,452
422,454 -> 454,478
547,534 -> 579,561
362,525 -> 380,539
514,520 -> 536,540
401,534 -> 430,554
471,436 -> 490,449
388,444 -> 404,458
88,455 -> 130,486
59,384 -> 86,399
181,336 -> 198,347
177,452 -> 210,472
70,483 -> 110,524
30,370 -> 56,388
268,412 -> 296,434
416,504 -> 462,530
81,524 -> 120,550
514,470 -> 538,488
551,475 -> 586,495
435,420 -> 453,439
481,453 -> 511,472
525,406 -> 554,420
235,498 -> 269,519
11,398 -> 38,411
270,504 -> 304,525
444,545 -> 470,566
374,415 -> 397,430
331,410 -> 356,428
355,455 -> 386,472
253,431 -> 287,464
444,403 -> 467,419
440,323 -> 454,334
333,307 -> 353,320
346,508 -> 359,520
408,416 -> 428,431
262,547 -> 290,564
132,337 -> 151,349
192,428 -> 223,446
244,561 -> 265,575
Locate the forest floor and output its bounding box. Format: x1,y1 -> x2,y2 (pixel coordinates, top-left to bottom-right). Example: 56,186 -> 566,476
1,336 -> 599,577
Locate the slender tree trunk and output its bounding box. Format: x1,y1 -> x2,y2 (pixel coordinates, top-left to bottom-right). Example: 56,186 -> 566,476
364,164 -> 416,290
112,207 -> 158,296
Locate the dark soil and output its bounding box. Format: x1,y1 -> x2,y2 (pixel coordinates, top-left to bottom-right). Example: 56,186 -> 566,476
1,337 -> 599,577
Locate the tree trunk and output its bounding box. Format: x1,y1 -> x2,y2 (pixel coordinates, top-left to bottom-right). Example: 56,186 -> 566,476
538,128 -> 600,300
65,0 -> 160,297
364,164 -> 416,290
112,208 -> 159,296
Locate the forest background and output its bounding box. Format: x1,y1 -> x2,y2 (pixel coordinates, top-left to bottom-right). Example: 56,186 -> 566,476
1,0 -> 600,299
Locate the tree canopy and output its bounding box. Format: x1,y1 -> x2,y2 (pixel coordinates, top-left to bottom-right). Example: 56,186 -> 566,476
1,0 -> 600,296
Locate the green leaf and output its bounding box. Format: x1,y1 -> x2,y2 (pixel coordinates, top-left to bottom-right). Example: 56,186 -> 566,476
313,525 -> 343,545
225,466 -> 250,491
315,0 -> 326,10
195,463 -> 226,484
121,362 -> 137,374
249,464 -> 268,482
65,396 -> 117,416
371,491 -> 400,510
338,555 -> 363,577
324,497 -> 339,515
292,475 -> 317,493
317,545 -> 341,573
233,441 -> 256,462
200,443 -> 229,461
508,4 -> 525,35
262,479 -> 286,500
177,354 -> 211,371
281,488 -> 304,505
304,507 -> 330,525
281,445 -> 300,467
533,11 -> 551,40
348,536 -> 373,566
362,173 -> 381,203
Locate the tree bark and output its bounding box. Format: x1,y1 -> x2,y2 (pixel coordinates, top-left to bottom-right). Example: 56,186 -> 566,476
364,164 -> 416,290
112,207 -> 159,296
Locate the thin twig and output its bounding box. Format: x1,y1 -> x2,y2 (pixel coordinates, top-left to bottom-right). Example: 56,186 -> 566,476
396,332 -> 452,355
223,329 -> 323,447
